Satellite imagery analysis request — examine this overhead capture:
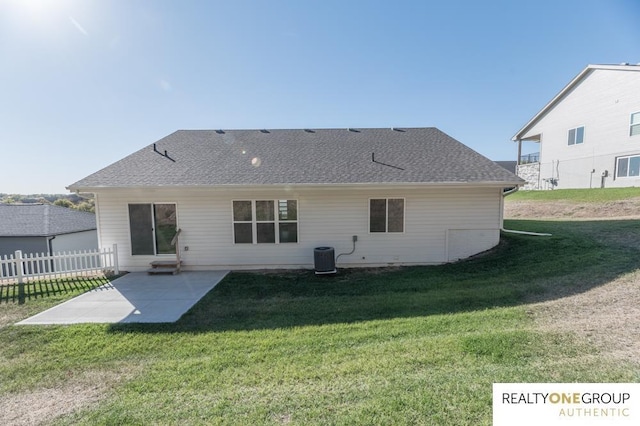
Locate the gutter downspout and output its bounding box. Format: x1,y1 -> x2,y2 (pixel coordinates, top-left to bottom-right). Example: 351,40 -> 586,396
501,186 -> 552,237
47,235 -> 56,256
47,235 -> 56,272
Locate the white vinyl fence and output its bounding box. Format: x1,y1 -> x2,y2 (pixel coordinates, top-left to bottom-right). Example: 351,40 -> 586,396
0,245 -> 119,284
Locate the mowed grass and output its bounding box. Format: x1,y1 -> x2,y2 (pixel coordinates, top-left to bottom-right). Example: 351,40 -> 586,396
508,187 -> 640,202
1,220 -> 640,425
0,276 -> 110,329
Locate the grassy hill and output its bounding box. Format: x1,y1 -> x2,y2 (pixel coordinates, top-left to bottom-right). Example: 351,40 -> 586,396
507,187 -> 640,202
2,218 -> 640,424
505,188 -> 640,219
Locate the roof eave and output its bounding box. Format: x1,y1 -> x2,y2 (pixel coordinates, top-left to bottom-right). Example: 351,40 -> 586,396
512,64 -> 594,141
69,181 -> 524,193
0,229 -> 96,238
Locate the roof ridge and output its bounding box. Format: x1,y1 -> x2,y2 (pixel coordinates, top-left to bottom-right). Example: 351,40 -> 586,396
174,127 -> 435,132
43,204 -> 50,236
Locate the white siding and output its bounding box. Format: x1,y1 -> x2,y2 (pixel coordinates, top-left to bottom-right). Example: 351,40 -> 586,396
94,186 -> 504,271
521,69 -> 640,189
51,230 -> 98,253
447,229 -> 498,262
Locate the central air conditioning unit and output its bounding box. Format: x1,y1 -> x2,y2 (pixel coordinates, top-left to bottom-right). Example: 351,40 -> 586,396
314,247 -> 336,275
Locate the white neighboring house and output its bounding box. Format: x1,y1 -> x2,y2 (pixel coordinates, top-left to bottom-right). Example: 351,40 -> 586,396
67,128 -> 523,272
513,64 -> 640,190
0,204 -> 98,257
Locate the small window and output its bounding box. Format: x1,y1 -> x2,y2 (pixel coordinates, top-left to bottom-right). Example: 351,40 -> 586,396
278,200 -> 298,243
256,200 -> 275,243
568,126 -> 584,145
617,155 -> 640,178
369,198 -> 404,233
631,112 -> 640,137
232,201 -> 253,244
232,200 -> 298,244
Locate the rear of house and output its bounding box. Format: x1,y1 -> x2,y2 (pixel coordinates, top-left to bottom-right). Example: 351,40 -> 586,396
69,128 -> 523,271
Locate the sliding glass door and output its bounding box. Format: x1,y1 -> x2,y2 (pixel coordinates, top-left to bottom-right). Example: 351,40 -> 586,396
128,203 -> 177,255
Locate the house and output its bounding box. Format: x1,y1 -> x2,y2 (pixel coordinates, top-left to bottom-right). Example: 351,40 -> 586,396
513,63 -> 640,190
0,203 -> 98,257
67,128 -> 523,271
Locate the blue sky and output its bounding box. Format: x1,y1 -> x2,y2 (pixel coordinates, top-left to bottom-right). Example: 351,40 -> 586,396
1,0 -> 638,194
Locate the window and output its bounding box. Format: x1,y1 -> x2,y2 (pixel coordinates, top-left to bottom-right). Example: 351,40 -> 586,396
232,201 -> 253,244
568,126 -> 584,145
369,198 -> 404,233
233,200 -> 298,244
128,203 -> 177,255
616,155 -> 640,178
631,112 -> 640,137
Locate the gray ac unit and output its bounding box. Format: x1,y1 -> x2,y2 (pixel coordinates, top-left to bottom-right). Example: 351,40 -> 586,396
314,247 -> 336,274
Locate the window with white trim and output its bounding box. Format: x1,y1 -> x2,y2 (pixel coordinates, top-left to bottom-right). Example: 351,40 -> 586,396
369,198 -> 404,233
616,155 -> 640,178
631,112 -> 640,137
232,200 -> 298,244
567,126 -> 584,145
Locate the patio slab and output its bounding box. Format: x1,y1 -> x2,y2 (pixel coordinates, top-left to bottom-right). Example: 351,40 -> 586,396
16,271 -> 229,325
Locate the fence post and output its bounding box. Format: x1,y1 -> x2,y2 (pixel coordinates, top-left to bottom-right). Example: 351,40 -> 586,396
15,250 -> 24,284
112,244 -> 119,275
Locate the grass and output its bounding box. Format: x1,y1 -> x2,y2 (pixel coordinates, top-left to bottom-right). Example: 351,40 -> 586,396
1,220 -> 640,424
507,187 -> 640,202
0,276 -> 110,329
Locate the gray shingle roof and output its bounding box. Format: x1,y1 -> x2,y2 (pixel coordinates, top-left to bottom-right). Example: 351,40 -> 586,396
0,204 -> 96,237
69,128 -> 523,189
495,161 -> 517,174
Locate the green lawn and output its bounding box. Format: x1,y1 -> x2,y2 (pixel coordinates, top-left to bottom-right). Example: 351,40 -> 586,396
507,187 -> 640,202
0,276 -> 110,329
1,220 -> 640,425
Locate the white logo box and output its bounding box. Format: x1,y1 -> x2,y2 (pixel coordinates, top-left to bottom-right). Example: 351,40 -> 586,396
493,383 -> 640,426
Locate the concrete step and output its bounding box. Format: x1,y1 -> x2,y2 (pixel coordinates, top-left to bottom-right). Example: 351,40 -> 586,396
149,260 -> 181,268
147,267 -> 179,275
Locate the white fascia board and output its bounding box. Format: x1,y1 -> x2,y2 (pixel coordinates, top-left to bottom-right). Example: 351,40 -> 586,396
511,65 -> 594,142
72,181 -> 524,194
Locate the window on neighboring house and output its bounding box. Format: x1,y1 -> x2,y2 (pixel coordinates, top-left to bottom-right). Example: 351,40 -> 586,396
631,112 -> 640,137
128,203 -> 177,255
233,200 -> 298,244
369,198 -> 404,233
568,126 -> 585,145
616,155 -> 640,178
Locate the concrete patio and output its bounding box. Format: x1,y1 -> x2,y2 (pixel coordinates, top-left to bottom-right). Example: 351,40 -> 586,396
16,271 -> 229,325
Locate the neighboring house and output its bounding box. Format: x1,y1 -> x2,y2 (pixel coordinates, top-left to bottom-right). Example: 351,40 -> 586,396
513,63 -> 640,190
0,204 -> 98,257
68,128 -> 523,271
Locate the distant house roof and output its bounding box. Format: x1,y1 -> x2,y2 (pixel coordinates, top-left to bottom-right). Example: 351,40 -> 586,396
69,128 -> 523,190
0,204 -> 96,237
494,161 -> 517,174
512,63 -> 640,141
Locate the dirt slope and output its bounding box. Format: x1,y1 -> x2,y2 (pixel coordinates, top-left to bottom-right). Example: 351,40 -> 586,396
506,196 -> 640,365
505,197 -> 640,219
